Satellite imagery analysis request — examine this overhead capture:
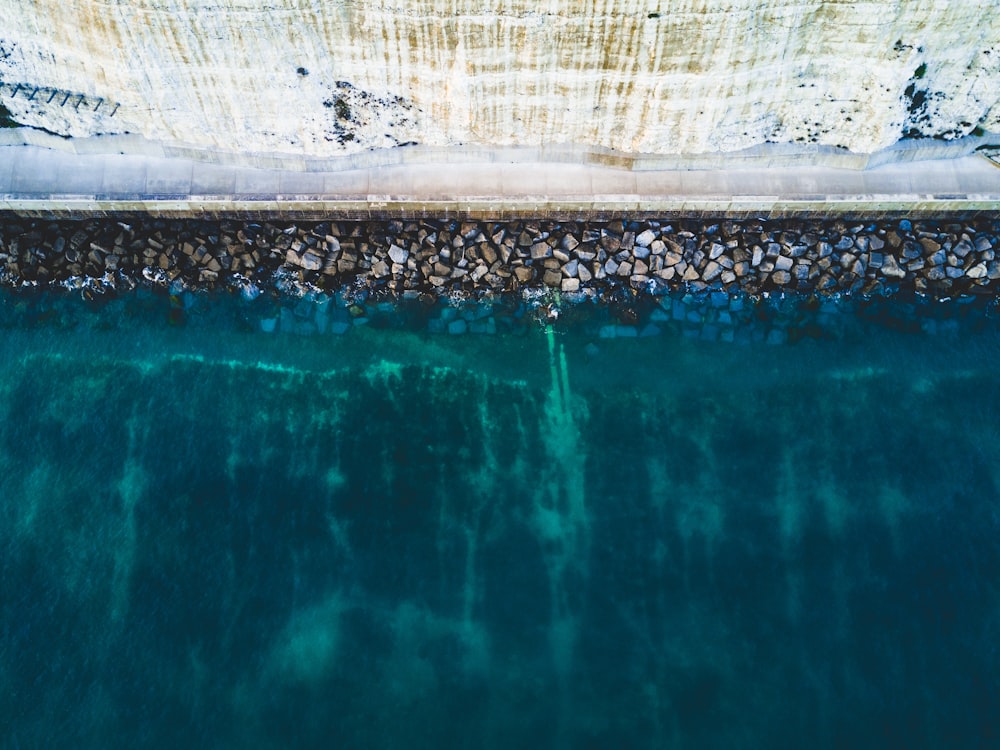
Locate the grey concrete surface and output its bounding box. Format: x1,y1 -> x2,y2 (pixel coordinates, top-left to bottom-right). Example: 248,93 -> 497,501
1,144 -> 999,217
3,127 -> 1000,172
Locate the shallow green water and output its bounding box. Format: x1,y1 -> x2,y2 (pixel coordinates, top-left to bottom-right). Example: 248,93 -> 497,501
1,290 -> 999,749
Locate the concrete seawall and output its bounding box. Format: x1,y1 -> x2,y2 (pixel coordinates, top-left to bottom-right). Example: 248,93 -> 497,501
2,142 -> 1000,220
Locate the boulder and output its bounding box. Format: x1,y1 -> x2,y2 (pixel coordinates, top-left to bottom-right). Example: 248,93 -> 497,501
635,229 -> 656,247
774,255 -> 793,271
663,250 -> 682,266
601,232 -> 622,252
388,244 -> 409,264
514,266 -> 535,284
881,255 -> 905,278
918,237 -> 941,254
656,266 -> 675,281
300,250 -> 322,271
531,242 -> 552,260
966,262 -> 988,279
702,260 -> 722,281
953,238 -> 974,258
543,269 -> 563,287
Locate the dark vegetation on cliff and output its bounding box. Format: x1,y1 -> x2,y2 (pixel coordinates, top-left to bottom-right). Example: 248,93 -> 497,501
0,103 -> 20,128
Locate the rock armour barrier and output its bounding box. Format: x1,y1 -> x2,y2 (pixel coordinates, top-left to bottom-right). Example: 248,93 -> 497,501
1,216 -> 999,300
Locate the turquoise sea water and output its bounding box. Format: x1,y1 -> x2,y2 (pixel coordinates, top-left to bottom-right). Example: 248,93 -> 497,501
1,288 -> 999,749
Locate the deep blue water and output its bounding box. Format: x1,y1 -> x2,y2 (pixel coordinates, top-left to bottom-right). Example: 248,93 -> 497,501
1,287 -> 999,749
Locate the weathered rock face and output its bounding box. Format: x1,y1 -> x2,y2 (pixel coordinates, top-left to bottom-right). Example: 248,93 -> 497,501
0,0 -> 998,157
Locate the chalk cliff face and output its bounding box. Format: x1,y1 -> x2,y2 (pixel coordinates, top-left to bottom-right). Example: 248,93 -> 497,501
0,0 -> 998,158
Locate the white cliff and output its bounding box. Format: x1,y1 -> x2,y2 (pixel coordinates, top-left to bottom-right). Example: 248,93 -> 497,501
0,0 -> 997,159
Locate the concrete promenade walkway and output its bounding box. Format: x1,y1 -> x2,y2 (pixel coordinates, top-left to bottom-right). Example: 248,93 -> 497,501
1,144 -> 999,218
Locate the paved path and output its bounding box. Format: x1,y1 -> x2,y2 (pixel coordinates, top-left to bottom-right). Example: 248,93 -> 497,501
1,144 -> 999,217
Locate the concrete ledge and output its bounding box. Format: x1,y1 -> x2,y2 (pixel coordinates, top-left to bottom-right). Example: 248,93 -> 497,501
3,198 -> 999,221
2,129 -> 1000,173
1,142 -> 998,219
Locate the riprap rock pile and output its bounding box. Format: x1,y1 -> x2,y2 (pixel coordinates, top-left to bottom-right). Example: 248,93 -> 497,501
1,217 -> 999,300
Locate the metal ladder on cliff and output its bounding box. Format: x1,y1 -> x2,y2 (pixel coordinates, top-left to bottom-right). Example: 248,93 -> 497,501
0,81 -> 119,117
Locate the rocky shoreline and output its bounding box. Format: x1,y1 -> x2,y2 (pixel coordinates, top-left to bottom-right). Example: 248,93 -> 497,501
1,216 -> 999,301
